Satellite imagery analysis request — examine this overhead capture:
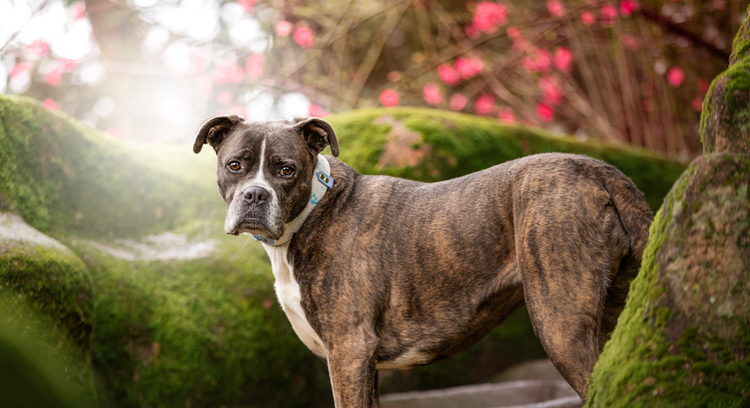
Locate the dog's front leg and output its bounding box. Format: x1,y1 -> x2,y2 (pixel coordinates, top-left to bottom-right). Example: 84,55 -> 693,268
326,332 -> 379,408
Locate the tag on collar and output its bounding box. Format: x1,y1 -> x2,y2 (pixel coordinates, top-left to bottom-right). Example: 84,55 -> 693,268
316,170 -> 334,190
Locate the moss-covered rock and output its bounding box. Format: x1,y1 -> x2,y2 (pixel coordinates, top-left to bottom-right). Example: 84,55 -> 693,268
0,94 -> 687,407
329,108 -> 686,212
587,8 -> 750,406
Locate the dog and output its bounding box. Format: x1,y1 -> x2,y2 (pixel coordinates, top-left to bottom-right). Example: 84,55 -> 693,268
193,114 -> 652,407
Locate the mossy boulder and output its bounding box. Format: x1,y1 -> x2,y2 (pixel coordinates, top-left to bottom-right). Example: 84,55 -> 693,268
587,9 -> 750,407
0,94 -> 686,407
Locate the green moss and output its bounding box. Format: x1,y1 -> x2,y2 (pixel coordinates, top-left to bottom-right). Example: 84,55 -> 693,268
329,108 -> 686,211
0,290 -> 98,408
586,155 -> 750,407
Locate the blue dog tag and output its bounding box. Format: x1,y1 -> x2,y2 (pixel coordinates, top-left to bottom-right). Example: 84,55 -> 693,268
251,235 -> 275,244
316,171 -> 334,190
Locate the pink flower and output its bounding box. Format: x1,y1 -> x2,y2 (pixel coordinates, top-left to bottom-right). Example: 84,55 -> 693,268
553,47 -> 573,72
475,94 -> 495,115
535,49 -> 552,72
506,26 -> 521,39
245,54 -> 264,80
44,67 -> 62,86
216,91 -> 233,106
455,57 -> 484,79
196,75 -> 213,97
293,26 -> 315,49
497,106 -> 515,124
422,83 -> 443,105
698,79 -> 709,94
513,38 -> 531,53
437,63 -> 460,86
187,48 -> 207,75
600,5 -> 617,25
580,11 -> 596,25
449,94 -> 468,111
214,60 -> 244,85
621,35 -> 639,49
692,97 -> 703,112
547,0 -> 565,17
666,66 -> 685,87
106,126 -> 121,138
536,103 -> 555,122
465,24 -> 480,40
522,56 -> 539,72
387,71 -> 401,82
380,89 -> 399,107
275,20 -> 293,37
25,40 -> 49,59
308,103 -> 330,118
538,76 -> 563,105
70,3 -> 86,20
42,98 -> 59,111
619,0 -> 638,16
472,2 -> 508,33
60,59 -> 79,72
9,62 -> 32,78
238,0 -> 257,13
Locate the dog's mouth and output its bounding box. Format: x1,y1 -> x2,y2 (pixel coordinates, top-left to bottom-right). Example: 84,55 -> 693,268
226,213 -> 279,238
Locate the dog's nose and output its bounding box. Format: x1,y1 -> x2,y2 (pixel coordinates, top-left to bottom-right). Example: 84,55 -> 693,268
243,186 -> 269,206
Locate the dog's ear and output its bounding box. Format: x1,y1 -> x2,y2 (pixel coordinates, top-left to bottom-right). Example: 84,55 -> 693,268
293,117 -> 340,157
193,115 -> 245,154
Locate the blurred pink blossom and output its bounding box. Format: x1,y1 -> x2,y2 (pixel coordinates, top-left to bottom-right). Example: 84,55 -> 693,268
535,49 -> 552,72
214,61 -> 244,85
538,76 -> 563,105
475,94 -> 495,115
449,94 -> 468,111
308,103 -> 330,117
513,38 -> 531,53
187,48 -> 207,75
506,26 -> 520,39
237,0 -> 257,13
70,3 -> 86,20
465,24 -> 480,40
293,26 -> 315,49
455,57 -> 484,79
25,40 -> 49,59
698,79 -> 709,94
387,71 -> 401,82
422,83 -> 443,105
621,35 -> 639,49
245,54 -> 264,79
547,0 -> 565,17
580,11 -> 596,25
60,59 -> 79,72
692,97 -> 703,112
42,98 -> 59,111
619,0 -> 638,16
536,103 -> 555,122
9,62 -> 32,78
216,91 -> 233,106
275,21 -> 293,37
45,68 -> 62,86
600,5 -> 617,24
472,2 -> 508,33
380,89 -> 399,107
106,126 -> 121,138
437,63 -> 460,86
667,66 -> 685,87
497,106 -> 515,124
522,56 -> 538,72
553,47 -> 573,72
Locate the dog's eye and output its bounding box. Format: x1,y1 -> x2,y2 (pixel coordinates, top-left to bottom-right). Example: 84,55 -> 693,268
227,161 -> 241,172
281,166 -> 294,176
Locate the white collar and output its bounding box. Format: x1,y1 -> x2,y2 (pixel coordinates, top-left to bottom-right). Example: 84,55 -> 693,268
249,154 -> 333,246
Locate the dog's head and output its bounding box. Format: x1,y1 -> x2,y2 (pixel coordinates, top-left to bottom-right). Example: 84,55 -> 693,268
193,115 -> 339,239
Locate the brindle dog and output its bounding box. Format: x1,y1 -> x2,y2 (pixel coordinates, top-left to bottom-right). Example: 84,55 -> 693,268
193,115 -> 652,407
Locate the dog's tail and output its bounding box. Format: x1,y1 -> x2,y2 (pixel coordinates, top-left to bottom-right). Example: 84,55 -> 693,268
597,163 -> 654,344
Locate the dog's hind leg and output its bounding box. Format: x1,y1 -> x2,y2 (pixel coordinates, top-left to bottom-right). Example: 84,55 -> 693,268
515,197 -> 629,402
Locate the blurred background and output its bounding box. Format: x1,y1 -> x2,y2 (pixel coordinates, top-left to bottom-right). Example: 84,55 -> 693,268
1,0 -> 746,159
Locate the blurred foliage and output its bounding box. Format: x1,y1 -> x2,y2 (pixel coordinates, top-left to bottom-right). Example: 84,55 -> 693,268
1,0 -> 747,159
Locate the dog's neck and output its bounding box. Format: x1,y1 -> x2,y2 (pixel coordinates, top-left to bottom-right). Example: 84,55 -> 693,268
249,154 -> 334,246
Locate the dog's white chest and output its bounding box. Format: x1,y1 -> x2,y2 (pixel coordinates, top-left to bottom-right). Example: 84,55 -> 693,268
263,244 -> 327,358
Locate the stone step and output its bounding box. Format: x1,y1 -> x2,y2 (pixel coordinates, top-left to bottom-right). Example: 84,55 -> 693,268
380,380 -> 583,408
